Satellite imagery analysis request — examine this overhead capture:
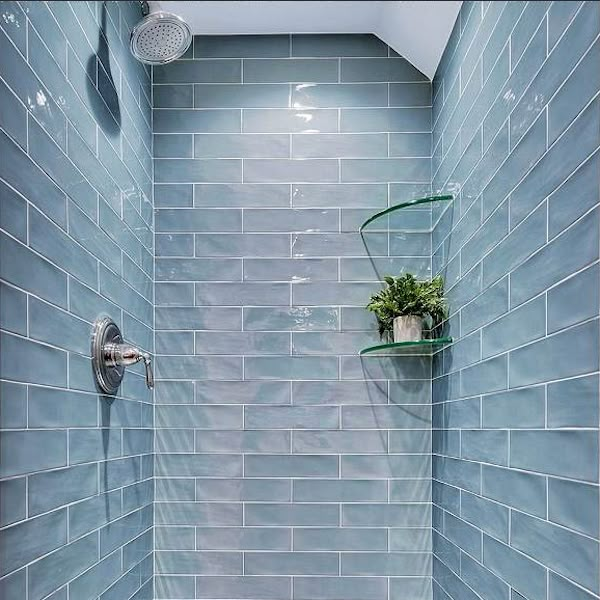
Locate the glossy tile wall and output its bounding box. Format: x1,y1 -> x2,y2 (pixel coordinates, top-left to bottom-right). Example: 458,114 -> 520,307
431,2 -> 600,599
0,2 -> 154,599
153,34 -> 434,600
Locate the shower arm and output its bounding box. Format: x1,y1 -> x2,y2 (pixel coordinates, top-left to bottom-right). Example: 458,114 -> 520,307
139,1 -> 163,16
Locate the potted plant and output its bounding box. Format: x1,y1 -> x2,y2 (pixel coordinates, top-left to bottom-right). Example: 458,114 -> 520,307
366,274 -> 447,343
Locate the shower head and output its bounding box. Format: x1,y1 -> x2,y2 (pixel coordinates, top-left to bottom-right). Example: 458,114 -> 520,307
130,2 -> 192,65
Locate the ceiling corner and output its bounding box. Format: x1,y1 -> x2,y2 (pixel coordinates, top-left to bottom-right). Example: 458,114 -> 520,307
374,1 -> 462,79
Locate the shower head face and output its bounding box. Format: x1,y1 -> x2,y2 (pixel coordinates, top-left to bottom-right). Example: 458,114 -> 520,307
130,11 -> 192,65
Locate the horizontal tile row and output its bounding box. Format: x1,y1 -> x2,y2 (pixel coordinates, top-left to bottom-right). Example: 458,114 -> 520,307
155,83 -> 431,109
154,57 -> 428,84
154,478 -> 430,502
154,132 -> 431,158
153,379 -> 430,406
152,355 -> 431,380
154,550 -> 431,575
156,526 -> 431,551
155,182 -> 432,208
155,501 -> 431,525
189,34 -> 391,59
154,405 -> 430,429
155,574 -> 432,600
153,107 -> 431,133
153,157 -> 431,184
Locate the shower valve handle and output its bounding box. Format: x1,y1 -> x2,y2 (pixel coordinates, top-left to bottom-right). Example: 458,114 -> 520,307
91,317 -> 154,395
103,343 -> 154,389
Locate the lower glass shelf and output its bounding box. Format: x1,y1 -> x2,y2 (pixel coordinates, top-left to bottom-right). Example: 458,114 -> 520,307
359,337 -> 453,356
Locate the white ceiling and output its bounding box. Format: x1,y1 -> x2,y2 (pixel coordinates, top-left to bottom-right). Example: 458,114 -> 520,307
156,1 -> 462,79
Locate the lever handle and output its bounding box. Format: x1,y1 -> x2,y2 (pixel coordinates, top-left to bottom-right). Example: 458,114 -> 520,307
141,353 -> 154,389
103,343 -> 154,389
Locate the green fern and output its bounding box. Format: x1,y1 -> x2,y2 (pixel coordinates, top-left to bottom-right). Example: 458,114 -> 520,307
366,273 -> 448,339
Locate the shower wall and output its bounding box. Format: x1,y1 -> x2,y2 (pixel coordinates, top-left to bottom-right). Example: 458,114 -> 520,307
431,2 -> 600,600
0,2 -> 153,599
152,34 -> 434,600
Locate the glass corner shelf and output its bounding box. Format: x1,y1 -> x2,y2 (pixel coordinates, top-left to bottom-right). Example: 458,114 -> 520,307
359,337 -> 453,356
359,194 -> 453,233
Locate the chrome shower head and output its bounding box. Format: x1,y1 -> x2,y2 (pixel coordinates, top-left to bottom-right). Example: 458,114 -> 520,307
130,2 -> 192,65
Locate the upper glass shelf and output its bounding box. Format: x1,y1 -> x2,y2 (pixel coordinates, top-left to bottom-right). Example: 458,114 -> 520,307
359,337 -> 453,356
358,194 -> 453,233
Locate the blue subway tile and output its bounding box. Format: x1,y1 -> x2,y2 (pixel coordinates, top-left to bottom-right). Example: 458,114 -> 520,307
194,133 -> 289,158
292,83 -> 387,108
73,201 -> 122,275
0,233 -> 67,308
462,430 -> 508,466
153,84 -> 194,108
0,282 -> 26,336
295,576 -> 386,600
547,374 -> 599,428
156,550 -> 242,575
482,464 -> 547,517
292,34 -> 387,57
194,83 -> 289,108
482,296 -> 546,358
195,35 -> 290,58
154,60 -> 241,83
195,479 -> 290,502
154,134 -> 193,158
244,59 -> 338,83
483,535 -> 547,600
510,430 -> 599,482
0,76 -> 26,148
0,509 -> 67,577
0,332 -> 67,388
547,263 -> 599,334
0,477 -> 26,527
509,320 -> 599,388
243,108 -> 338,133
245,405 -> 338,429
28,464 -> 97,517
0,1 -> 26,54
482,387 -> 545,429
341,107 -> 431,132
156,208 -> 241,232
155,158 -> 241,183
154,109 -> 240,134
244,159 -> 338,183
195,576 -> 291,600
443,511 -> 482,559
194,233 -> 289,257
294,479 -> 387,501
245,503 -> 339,526
460,552 -> 509,600
511,2 -> 599,148
341,58 -> 428,82
245,455 -> 338,478
245,551 -> 338,575
156,257 -> 242,281
195,183 -> 289,207
342,503 -> 430,527
548,477 -> 599,538
155,183 -> 194,207
461,491 -> 508,543
512,511 -> 599,593
510,97 -> 600,228
294,528 -> 386,551
549,573 -> 598,600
